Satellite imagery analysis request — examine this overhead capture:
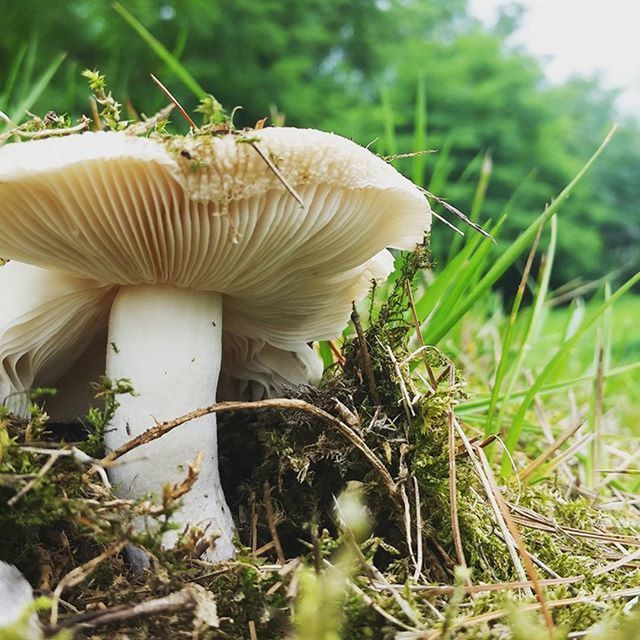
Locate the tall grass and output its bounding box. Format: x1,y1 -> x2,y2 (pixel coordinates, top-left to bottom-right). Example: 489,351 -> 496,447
375,85 -> 639,484
0,38 -> 65,127
117,4 -> 639,483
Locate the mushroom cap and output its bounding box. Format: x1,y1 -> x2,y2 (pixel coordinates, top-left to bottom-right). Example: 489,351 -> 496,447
0,128 -> 430,347
0,261 -> 115,416
219,333 -> 324,401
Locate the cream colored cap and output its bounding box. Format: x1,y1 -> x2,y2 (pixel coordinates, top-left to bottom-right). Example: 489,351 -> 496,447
0,128 -> 430,348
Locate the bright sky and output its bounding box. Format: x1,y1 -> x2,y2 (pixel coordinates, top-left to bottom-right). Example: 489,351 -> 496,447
468,0 -> 640,115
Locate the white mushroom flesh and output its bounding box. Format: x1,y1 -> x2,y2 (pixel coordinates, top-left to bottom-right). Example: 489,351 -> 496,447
106,285 -> 235,559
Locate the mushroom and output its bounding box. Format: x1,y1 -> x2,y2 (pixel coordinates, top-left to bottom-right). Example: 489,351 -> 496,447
0,561 -> 40,639
218,332 -> 324,401
0,128 -> 430,559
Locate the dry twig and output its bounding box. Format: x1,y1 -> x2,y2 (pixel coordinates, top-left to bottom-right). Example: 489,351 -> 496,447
453,419 -> 530,589
247,140 -> 306,208
150,73 -> 197,129
351,304 -> 382,406
263,480 -> 286,565
476,447 -> 554,637
50,540 -> 128,625
100,397 -> 397,499
519,419 -> 585,481
126,103 -> 175,136
56,585 -> 195,628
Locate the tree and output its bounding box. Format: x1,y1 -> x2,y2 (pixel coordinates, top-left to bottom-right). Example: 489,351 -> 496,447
1,0 -> 637,284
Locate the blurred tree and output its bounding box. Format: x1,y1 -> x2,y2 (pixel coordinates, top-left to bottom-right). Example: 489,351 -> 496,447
0,0 -> 637,284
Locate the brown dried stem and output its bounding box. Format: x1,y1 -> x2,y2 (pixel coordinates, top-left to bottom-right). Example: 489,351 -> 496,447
100,397 -> 397,499
150,73 -> 197,129
50,540 -> 128,625
351,303 -> 382,406
263,480 -> 286,565
476,446 -> 554,637
247,141 -> 306,208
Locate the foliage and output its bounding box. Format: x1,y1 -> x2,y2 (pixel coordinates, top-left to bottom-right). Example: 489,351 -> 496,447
0,0 -> 637,283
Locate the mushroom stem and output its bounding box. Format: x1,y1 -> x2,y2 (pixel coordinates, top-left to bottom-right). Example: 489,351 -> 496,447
104,285 -> 235,560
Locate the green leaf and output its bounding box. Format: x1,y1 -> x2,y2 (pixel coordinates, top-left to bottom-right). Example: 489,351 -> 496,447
113,2 -> 207,99
8,52 -> 66,125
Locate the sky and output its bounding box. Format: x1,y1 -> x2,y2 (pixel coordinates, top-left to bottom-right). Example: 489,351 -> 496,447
468,0 -> 640,114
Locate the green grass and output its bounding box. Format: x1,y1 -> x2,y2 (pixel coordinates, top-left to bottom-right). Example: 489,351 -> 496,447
0,38 -> 65,128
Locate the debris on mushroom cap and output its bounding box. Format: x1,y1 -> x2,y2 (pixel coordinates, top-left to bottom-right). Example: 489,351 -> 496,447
0,128 -> 430,350
0,261 -> 115,417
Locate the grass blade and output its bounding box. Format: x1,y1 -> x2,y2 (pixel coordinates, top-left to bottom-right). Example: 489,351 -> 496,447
491,216 -> 558,437
0,42 -> 28,111
484,220 -> 544,435
426,126 -> 617,346
380,87 -> 397,164
501,270 -> 640,474
411,74 -> 427,185
586,282 -> 611,486
414,227 -> 489,319
428,133 -> 454,195
459,361 -> 640,413
9,52 -> 66,124
426,219 -> 505,341
113,2 -> 207,99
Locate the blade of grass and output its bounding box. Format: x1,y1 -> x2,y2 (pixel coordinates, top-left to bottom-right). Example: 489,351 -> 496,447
447,151 -> 491,261
458,360 -> 640,412
380,87 -> 397,164
318,341 -> 335,369
457,149 -> 483,184
427,220 -> 505,340
414,224 -> 493,319
9,53 -> 66,125
17,34 -> 39,98
172,23 -> 189,60
461,153 -> 494,287
411,74 -> 427,185
0,42 -> 28,111
501,270 -> 640,475
563,298 -> 586,342
586,282 -> 610,487
491,216 -> 558,437
425,126 -> 617,346
428,133 -> 454,195
484,220 -> 544,435
113,2 -> 207,99
469,153 -> 493,224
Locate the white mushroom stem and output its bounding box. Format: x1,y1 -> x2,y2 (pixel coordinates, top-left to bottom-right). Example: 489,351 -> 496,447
104,285 -> 236,560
